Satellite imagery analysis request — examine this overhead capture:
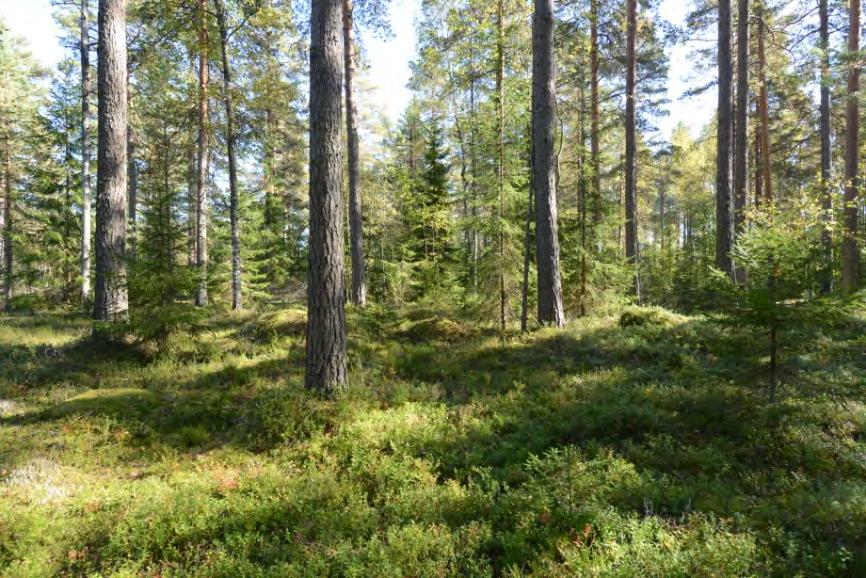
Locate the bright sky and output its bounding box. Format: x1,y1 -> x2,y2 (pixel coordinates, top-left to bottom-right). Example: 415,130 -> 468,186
0,0 -> 65,66
0,0 -> 713,139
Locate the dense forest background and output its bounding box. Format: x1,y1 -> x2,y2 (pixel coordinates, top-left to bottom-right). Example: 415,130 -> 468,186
0,0 -> 861,331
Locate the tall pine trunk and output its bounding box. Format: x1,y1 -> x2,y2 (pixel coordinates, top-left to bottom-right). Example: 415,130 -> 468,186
733,0 -> 748,241
754,101 -> 762,205
496,0 -> 507,331
93,0 -> 129,322
716,0 -> 734,275
343,0 -> 367,307
820,0 -> 833,292
0,140 -> 4,307
195,0 -> 210,307
186,52 -> 197,268
2,141 -> 11,309
531,0 -> 565,327
578,62 -> 588,317
521,157 -> 534,333
80,0 -> 92,304
756,3 -> 772,206
590,0 -> 601,226
215,0 -> 242,310
307,0 -> 348,394
625,0 -> 640,299
842,0 -> 861,291
127,66 -> 137,256
263,107 -> 279,289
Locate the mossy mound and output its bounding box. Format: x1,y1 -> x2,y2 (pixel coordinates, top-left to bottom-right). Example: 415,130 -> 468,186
401,317 -> 478,343
244,308 -> 308,341
619,306 -> 689,329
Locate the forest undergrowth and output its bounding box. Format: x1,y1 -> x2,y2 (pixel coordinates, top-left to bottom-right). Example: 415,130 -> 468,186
1,303 -> 865,577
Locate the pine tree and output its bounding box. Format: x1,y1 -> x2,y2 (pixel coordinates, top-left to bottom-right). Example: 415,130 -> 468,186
531,0 -> 564,327
841,0 -> 860,291
93,0 -> 129,322
716,0 -> 733,276
306,0 -> 347,394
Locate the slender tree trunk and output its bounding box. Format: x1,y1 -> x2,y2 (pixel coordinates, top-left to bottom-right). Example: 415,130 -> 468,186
343,0 -> 367,307
496,0 -> 507,331
590,0 -> 601,226
127,67 -> 137,257
215,0 -> 242,310
0,141 -> 4,303
716,0 -> 734,275
521,123 -> 534,333
756,4 -> 772,206
578,74 -> 588,317
93,0 -> 129,322
306,0 -> 347,394
842,0 -> 861,291
2,140 -> 11,309
263,107 -> 279,290
521,170 -> 534,333
625,0 -> 640,299
195,0 -> 210,307
64,113 -> 74,299
261,0 -> 279,294
455,116 -> 472,281
820,0 -> 833,292
0,144 -> 4,304
574,45 -> 589,314
617,174 -> 624,248
469,73 -> 479,291
186,53 -> 197,267
532,0 -> 565,327
659,183 -> 666,258
80,0 -> 93,304
733,0 -> 749,240
160,123 -> 173,284
754,101 -> 762,206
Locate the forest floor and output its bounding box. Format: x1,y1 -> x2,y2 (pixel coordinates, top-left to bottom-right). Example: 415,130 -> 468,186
1,303 -> 865,577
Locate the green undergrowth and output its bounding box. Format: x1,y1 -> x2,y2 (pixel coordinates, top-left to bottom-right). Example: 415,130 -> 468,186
1,304 -> 865,577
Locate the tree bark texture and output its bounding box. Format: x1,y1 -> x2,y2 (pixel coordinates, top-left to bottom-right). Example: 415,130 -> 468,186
215,0 -> 242,310
733,0 -> 748,238
842,0 -> 861,291
93,0 -> 129,322
716,0 -> 734,275
820,0 -> 833,292
343,0 -> 367,307
756,5 -> 772,206
306,0 -> 348,393
531,0 -> 565,327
